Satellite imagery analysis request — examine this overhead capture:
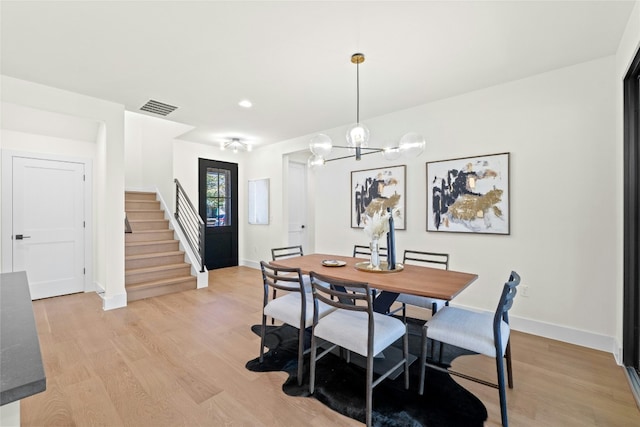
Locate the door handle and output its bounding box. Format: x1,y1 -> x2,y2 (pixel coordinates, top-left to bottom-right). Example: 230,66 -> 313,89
301,225 -> 305,229
15,234 -> 31,240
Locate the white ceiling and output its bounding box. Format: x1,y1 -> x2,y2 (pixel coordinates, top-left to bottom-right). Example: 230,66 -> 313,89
0,1 -> 635,148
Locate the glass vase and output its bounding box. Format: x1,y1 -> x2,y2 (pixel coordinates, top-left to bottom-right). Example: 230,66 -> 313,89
370,238 -> 381,270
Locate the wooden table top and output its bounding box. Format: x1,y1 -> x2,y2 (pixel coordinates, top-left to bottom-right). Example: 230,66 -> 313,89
270,253 -> 478,301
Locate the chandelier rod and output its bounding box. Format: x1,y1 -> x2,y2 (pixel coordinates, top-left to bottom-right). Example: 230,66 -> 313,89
356,56 -> 360,124
325,147 -> 383,163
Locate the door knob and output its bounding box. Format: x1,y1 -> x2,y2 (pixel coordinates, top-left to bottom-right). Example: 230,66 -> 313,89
15,234 -> 31,240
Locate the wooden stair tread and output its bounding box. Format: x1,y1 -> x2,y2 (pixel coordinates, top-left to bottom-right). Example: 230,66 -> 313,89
125,263 -> 190,275
127,229 -> 173,234
126,251 -> 184,261
128,219 -> 168,223
125,275 -> 195,290
126,209 -> 164,213
126,239 -> 177,247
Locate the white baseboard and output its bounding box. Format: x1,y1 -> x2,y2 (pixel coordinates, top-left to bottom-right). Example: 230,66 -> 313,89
196,270 -> 208,288
240,259 -> 260,270
101,291 -> 127,310
509,314 -> 618,359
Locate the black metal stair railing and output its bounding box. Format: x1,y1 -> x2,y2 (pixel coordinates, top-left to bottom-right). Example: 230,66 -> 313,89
174,179 -> 205,272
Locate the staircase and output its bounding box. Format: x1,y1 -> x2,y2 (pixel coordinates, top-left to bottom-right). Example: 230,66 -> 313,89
125,191 -> 197,302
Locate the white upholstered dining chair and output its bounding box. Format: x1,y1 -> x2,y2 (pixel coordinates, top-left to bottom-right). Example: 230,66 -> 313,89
418,271 -> 521,427
308,271 -> 409,427
258,261 -> 336,386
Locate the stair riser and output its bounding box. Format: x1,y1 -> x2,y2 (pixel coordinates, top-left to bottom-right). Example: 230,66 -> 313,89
126,266 -> 191,285
126,254 -> 186,270
127,278 -> 197,302
126,242 -> 180,256
125,192 -> 157,201
127,211 -> 165,220
130,220 -> 170,231
125,231 -> 175,242
126,201 -> 160,210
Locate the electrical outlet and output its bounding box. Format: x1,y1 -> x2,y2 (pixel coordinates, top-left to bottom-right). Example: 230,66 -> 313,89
521,285 -> 529,297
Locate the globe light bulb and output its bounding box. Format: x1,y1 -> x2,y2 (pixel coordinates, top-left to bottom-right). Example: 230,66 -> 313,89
346,123 -> 370,148
382,146 -> 402,161
398,132 -> 425,157
309,134 -> 333,157
307,154 -> 325,169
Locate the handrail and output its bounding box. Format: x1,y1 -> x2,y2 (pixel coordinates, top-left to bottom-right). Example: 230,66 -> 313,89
174,179 -> 205,272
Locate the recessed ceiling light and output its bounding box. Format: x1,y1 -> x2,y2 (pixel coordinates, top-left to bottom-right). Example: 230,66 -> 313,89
238,100 -> 253,108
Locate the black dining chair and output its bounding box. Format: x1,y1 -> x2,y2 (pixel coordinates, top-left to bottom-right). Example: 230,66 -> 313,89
418,271 -> 521,427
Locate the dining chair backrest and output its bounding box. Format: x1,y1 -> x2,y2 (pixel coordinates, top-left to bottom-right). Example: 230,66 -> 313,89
260,261 -> 306,297
271,245 -> 304,260
259,261 -> 319,386
402,250 -> 449,270
309,271 -> 372,319
493,271 -> 521,353
353,244 -> 388,258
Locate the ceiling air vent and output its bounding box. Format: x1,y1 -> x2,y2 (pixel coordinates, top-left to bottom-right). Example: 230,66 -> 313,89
139,99 -> 178,116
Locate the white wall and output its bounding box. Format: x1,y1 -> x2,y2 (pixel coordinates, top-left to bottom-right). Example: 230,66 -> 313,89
244,56 -> 621,354
0,76 -> 126,310
124,112 -> 194,208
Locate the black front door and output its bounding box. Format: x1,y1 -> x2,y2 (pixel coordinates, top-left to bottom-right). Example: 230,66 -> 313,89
199,158 -> 238,269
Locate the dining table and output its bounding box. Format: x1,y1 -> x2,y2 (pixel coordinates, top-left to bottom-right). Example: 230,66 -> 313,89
270,253 -> 478,313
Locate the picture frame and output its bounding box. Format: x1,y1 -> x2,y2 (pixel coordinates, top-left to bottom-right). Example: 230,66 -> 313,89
351,165 -> 406,230
427,153 -> 509,234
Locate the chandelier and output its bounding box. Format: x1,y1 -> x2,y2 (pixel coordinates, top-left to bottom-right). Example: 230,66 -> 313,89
220,138 -> 251,153
308,53 -> 425,168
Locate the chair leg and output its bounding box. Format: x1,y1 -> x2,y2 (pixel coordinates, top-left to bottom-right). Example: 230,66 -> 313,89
496,351 -> 509,427
296,326 -> 305,386
260,315 -> 267,362
505,340 -> 514,388
403,326 -> 409,390
366,352 -> 373,427
401,303 -> 407,323
309,330 -> 317,394
419,324 -> 429,395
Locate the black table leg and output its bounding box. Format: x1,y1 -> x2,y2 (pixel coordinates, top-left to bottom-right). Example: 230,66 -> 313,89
373,291 -> 399,314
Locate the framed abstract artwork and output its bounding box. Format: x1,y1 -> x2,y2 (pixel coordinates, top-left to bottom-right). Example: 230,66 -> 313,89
427,153 -> 510,234
351,165 -> 406,230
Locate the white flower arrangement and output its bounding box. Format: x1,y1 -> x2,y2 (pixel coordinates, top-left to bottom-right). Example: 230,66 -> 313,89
363,209 -> 391,240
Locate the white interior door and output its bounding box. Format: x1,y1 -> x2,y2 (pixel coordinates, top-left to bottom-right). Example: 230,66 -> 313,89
287,161 -> 307,249
12,157 -> 85,299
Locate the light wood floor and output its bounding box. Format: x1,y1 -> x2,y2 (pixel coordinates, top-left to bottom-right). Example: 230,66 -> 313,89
22,266 -> 640,426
